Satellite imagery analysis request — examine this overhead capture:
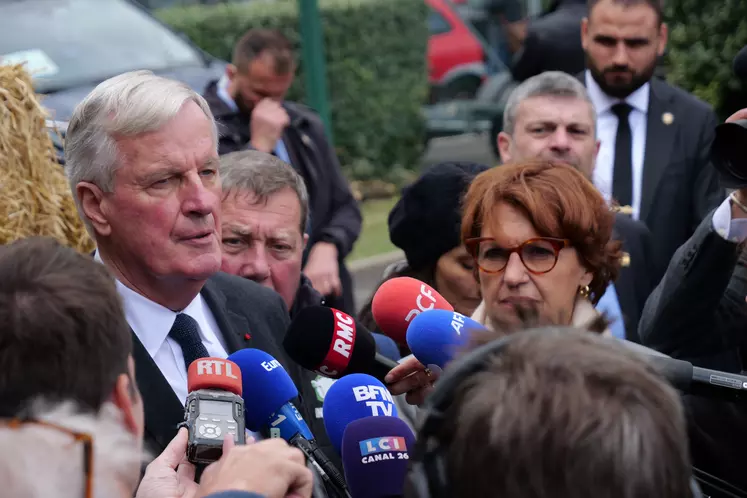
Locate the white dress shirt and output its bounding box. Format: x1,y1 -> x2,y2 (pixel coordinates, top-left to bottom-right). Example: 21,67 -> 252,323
712,196 -> 747,243
586,71 -> 650,220
94,253 -> 228,404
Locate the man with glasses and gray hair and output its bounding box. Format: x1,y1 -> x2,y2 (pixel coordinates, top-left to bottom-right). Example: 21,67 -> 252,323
495,70 -> 656,342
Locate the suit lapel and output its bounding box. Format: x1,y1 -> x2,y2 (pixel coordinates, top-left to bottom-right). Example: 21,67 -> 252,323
640,79 -> 676,221
201,278 -> 251,354
131,332 -> 183,453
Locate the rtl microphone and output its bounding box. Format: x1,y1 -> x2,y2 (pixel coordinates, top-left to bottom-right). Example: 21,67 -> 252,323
371,277 -> 454,344
227,348 -> 350,497
183,357 -> 246,464
406,308 -> 486,369
341,416 -> 415,498
284,306 -> 398,383
323,373 -> 399,455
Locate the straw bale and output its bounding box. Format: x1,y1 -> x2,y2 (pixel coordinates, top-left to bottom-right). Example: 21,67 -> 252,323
0,64 -> 95,253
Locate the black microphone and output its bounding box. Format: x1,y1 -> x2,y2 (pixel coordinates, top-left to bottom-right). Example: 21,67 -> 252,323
283,306 -> 399,383
733,45 -> 747,82
623,342 -> 747,402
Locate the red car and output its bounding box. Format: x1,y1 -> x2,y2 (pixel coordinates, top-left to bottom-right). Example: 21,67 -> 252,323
426,0 -> 486,102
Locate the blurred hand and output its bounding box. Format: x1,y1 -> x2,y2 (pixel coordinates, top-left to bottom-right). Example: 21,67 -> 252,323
385,356 -> 439,406
250,99 -> 290,153
197,439 -> 313,498
135,428 -> 198,498
304,242 -> 341,297
726,108 -> 747,123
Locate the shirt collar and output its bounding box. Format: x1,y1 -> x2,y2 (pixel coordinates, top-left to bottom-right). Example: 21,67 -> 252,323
585,70 -> 650,115
216,75 -> 239,113
94,250 -> 213,357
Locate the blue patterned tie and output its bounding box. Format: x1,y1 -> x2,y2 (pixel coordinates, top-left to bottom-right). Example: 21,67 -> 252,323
168,313 -> 209,372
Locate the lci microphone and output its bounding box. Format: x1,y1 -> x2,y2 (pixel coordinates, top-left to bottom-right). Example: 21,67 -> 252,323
371,277 -> 454,345
183,357 -> 246,464
407,308 -> 487,369
227,348 -> 350,498
341,416 -> 415,498
284,306 -> 398,383
322,373 -> 399,455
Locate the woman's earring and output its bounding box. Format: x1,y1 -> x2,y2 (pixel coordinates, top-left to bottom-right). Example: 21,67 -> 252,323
578,285 -> 590,298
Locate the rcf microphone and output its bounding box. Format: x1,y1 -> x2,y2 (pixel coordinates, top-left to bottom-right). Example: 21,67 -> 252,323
341,416 -> 415,498
323,373 -> 399,455
406,309 -> 486,369
371,277 -> 453,344
227,348 -> 350,497
183,357 -> 246,464
284,306 -> 398,382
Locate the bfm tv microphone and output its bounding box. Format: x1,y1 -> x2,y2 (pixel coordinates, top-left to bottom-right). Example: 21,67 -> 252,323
371,277 -> 454,345
322,373 -> 399,455
183,357 -> 246,464
284,306 -> 398,383
226,348 -> 350,498
406,308 -> 484,369
341,416 -> 416,498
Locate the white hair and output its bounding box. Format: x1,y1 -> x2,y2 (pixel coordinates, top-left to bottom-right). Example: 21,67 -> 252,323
63,70 -> 218,233
0,401 -> 143,498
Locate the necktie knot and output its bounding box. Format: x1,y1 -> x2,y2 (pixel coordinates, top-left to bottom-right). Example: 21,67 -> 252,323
169,313 -> 209,371
612,102 -> 632,120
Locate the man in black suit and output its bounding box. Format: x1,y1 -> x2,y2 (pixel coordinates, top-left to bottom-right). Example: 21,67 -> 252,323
496,71 -> 655,341
203,29 -> 362,316
511,0 -> 588,82
63,70 -> 296,459
580,0 -> 723,277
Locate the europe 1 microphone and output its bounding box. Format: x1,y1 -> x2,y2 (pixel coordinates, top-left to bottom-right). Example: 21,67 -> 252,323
182,357 -> 246,464
284,306 -> 398,383
227,348 -> 351,498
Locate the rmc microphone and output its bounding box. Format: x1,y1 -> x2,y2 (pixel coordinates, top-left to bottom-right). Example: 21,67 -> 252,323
341,416 -> 415,498
227,348 -> 350,498
183,357 -> 246,464
284,306 -> 398,383
371,277 -> 454,345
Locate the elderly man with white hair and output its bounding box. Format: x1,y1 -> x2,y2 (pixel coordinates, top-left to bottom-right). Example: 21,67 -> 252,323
63,70 -> 297,458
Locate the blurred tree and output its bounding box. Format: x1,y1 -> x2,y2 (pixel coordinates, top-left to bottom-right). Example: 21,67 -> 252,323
666,0 -> 747,119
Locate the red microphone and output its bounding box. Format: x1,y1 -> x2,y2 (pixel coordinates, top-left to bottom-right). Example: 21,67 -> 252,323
371,277 -> 454,344
184,358 -> 245,464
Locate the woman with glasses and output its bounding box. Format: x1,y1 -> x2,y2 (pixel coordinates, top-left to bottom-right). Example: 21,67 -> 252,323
462,160 -> 622,331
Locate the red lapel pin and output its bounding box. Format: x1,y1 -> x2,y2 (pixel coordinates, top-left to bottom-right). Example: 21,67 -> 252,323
244,333 -> 252,340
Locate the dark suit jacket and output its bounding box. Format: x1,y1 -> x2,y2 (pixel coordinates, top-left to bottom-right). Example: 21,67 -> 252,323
203,82 -> 363,314
133,272 -> 292,457
581,74 -> 724,277
638,210 -> 747,372
511,0 -> 587,82
613,213 -> 656,342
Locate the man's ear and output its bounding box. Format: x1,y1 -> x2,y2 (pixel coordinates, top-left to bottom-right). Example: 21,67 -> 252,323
225,64 -> 239,98
581,17 -> 590,51
497,132 -> 513,163
302,233 -> 309,251
657,22 -> 668,56
77,182 -> 110,237
111,371 -> 140,437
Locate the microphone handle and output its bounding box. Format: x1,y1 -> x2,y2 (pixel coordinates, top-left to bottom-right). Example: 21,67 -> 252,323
647,356 -> 747,402
370,352 -> 399,383
291,435 -> 351,498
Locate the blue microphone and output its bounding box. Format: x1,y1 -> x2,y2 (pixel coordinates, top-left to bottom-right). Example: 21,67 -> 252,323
406,308 -> 486,369
227,349 -> 349,496
322,373 -> 399,455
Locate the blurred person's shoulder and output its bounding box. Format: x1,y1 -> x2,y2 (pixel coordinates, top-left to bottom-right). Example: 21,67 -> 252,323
283,100 -> 325,129
654,77 -> 715,115
207,272 -> 288,316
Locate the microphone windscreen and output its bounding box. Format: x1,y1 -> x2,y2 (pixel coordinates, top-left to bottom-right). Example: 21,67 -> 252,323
734,45 -> 747,82
373,333 -> 402,362
227,348 -> 298,431
406,309 -> 486,368
187,357 -> 243,395
371,277 -> 453,344
341,416 -> 415,498
322,373 -> 399,454
284,306 -> 377,379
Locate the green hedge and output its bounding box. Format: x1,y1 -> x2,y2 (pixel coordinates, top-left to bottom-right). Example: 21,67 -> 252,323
666,0 -> 747,119
157,0 -> 428,184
